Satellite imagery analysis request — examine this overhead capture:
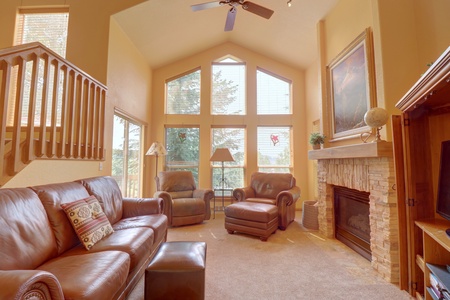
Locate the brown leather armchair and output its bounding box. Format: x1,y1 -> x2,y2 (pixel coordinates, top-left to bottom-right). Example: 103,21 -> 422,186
233,172 -> 301,230
154,171 -> 213,227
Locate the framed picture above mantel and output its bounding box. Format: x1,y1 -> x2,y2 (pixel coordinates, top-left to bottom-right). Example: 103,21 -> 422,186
326,27 -> 377,141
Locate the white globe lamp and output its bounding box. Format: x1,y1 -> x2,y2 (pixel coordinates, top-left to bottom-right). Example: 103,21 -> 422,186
363,107 -> 389,142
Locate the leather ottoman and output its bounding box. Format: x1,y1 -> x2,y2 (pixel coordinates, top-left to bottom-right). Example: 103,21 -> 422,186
145,241 -> 206,300
224,202 -> 278,241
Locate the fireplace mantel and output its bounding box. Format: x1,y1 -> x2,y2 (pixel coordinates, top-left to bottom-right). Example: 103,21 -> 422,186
308,141 -> 393,160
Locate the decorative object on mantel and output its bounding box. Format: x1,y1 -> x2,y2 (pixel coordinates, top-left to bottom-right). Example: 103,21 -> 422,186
309,132 -> 326,150
360,107 -> 389,143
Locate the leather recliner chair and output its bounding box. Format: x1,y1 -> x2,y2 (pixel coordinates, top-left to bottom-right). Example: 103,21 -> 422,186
154,171 -> 214,227
233,172 -> 301,230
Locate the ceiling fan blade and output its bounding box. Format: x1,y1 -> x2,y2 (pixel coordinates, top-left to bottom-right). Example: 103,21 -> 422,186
224,7 -> 237,31
242,1 -> 274,19
191,1 -> 222,12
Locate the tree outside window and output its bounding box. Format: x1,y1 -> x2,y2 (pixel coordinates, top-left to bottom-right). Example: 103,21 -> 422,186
112,114 -> 143,197
166,69 -> 200,115
212,59 -> 246,115
165,127 -> 200,184
211,127 -> 245,189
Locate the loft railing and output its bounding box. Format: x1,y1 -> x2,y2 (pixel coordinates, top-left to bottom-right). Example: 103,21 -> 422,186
0,42 -> 107,186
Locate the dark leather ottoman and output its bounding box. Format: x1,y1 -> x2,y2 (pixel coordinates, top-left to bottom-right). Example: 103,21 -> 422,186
224,202 -> 278,241
145,241 -> 206,300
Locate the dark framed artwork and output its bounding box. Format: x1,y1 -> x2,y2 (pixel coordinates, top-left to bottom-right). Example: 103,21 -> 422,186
327,28 -> 376,140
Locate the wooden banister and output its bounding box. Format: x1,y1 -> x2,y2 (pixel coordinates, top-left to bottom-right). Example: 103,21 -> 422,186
0,42 -> 107,186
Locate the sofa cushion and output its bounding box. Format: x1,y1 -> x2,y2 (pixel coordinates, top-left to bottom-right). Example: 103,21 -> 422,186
157,171 -> 196,192
38,251 -> 130,300
61,196 -> 114,250
250,172 -> 294,199
245,198 -> 277,206
61,227 -> 154,273
30,182 -> 92,255
112,214 -> 168,246
172,198 -> 206,216
0,188 -> 57,270
169,190 -> 194,199
76,176 -> 124,225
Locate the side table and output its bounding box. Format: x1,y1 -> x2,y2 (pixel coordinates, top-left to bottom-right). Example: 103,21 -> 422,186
213,188 -> 233,219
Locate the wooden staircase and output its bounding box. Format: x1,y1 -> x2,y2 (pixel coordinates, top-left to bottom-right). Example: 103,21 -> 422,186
0,42 -> 107,187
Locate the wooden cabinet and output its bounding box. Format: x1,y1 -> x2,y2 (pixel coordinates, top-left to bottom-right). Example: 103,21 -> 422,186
394,46 -> 450,299
416,220 -> 450,300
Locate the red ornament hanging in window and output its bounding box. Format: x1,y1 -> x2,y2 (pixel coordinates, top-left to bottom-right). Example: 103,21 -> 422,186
178,132 -> 186,143
270,134 -> 279,146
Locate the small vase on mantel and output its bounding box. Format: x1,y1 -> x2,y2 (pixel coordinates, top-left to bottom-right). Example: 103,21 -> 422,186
312,144 -> 321,150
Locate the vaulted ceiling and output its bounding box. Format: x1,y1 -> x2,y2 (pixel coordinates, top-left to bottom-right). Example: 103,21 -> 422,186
113,0 -> 338,70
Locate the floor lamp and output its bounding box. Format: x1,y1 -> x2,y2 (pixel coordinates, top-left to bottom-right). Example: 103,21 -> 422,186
146,141 -> 167,182
210,148 -> 234,211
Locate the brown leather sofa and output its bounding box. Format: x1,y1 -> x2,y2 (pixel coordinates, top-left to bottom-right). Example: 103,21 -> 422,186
233,172 -> 301,230
0,176 -> 168,300
154,171 -> 213,227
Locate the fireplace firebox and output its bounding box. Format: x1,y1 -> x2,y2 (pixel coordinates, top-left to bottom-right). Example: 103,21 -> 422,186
334,186 -> 371,261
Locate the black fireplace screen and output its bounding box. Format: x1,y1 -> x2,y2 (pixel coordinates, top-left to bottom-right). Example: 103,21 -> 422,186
334,186 -> 371,260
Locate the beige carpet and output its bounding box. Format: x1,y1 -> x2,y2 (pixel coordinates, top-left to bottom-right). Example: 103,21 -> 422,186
127,212 -> 413,300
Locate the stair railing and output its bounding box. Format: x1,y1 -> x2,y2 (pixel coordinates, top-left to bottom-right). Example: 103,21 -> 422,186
0,42 -> 107,186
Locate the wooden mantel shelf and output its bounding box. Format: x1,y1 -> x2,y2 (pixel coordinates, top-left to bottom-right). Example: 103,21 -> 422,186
308,141 -> 393,160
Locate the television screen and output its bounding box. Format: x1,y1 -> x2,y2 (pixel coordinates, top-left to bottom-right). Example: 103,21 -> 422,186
437,140 -> 450,221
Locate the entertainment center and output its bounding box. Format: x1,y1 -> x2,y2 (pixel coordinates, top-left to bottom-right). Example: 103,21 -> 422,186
394,46 -> 450,299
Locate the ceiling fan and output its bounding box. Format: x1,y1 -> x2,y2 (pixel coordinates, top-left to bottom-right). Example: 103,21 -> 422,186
191,1 -> 274,31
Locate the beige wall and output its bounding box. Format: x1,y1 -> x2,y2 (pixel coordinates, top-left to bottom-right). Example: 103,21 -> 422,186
107,18 -> 153,197
1,0 -> 150,189
320,0 -> 374,147
305,59 -> 321,200
151,42 -> 308,206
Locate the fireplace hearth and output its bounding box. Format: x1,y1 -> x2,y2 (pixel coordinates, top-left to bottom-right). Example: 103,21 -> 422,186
334,186 -> 371,261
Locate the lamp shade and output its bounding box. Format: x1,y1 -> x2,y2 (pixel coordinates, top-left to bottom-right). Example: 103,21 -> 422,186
146,141 -> 167,156
210,148 -> 234,162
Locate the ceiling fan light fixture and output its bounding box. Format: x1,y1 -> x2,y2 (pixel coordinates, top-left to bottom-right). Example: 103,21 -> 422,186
191,0 -> 274,31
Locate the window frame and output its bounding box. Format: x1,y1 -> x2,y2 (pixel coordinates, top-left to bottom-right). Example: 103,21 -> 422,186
257,125 -> 293,173
256,67 -> 292,115
164,125 -> 201,184
165,68 -> 201,115
211,126 -> 246,189
211,60 -> 246,115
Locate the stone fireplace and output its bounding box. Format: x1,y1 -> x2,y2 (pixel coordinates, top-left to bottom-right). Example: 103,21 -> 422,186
308,142 -> 399,284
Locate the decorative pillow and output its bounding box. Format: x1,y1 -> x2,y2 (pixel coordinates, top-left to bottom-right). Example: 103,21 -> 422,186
61,196 -> 114,250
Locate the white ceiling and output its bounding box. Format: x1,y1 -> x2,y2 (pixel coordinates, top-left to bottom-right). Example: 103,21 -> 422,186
113,0 -> 338,70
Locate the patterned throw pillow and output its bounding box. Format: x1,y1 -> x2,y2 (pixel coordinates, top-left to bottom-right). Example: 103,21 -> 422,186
61,196 -> 114,250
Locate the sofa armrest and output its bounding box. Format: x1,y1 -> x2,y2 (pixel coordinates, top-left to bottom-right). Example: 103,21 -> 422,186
0,270 -> 64,300
276,186 -> 301,206
153,191 -> 172,219
122,197 -> 164,218
193,189 -> 214,220
233,186 -> 255,201
193,189 -> 214,202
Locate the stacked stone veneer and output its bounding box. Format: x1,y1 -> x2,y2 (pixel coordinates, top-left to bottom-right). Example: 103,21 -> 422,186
317,157 -> 399,284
